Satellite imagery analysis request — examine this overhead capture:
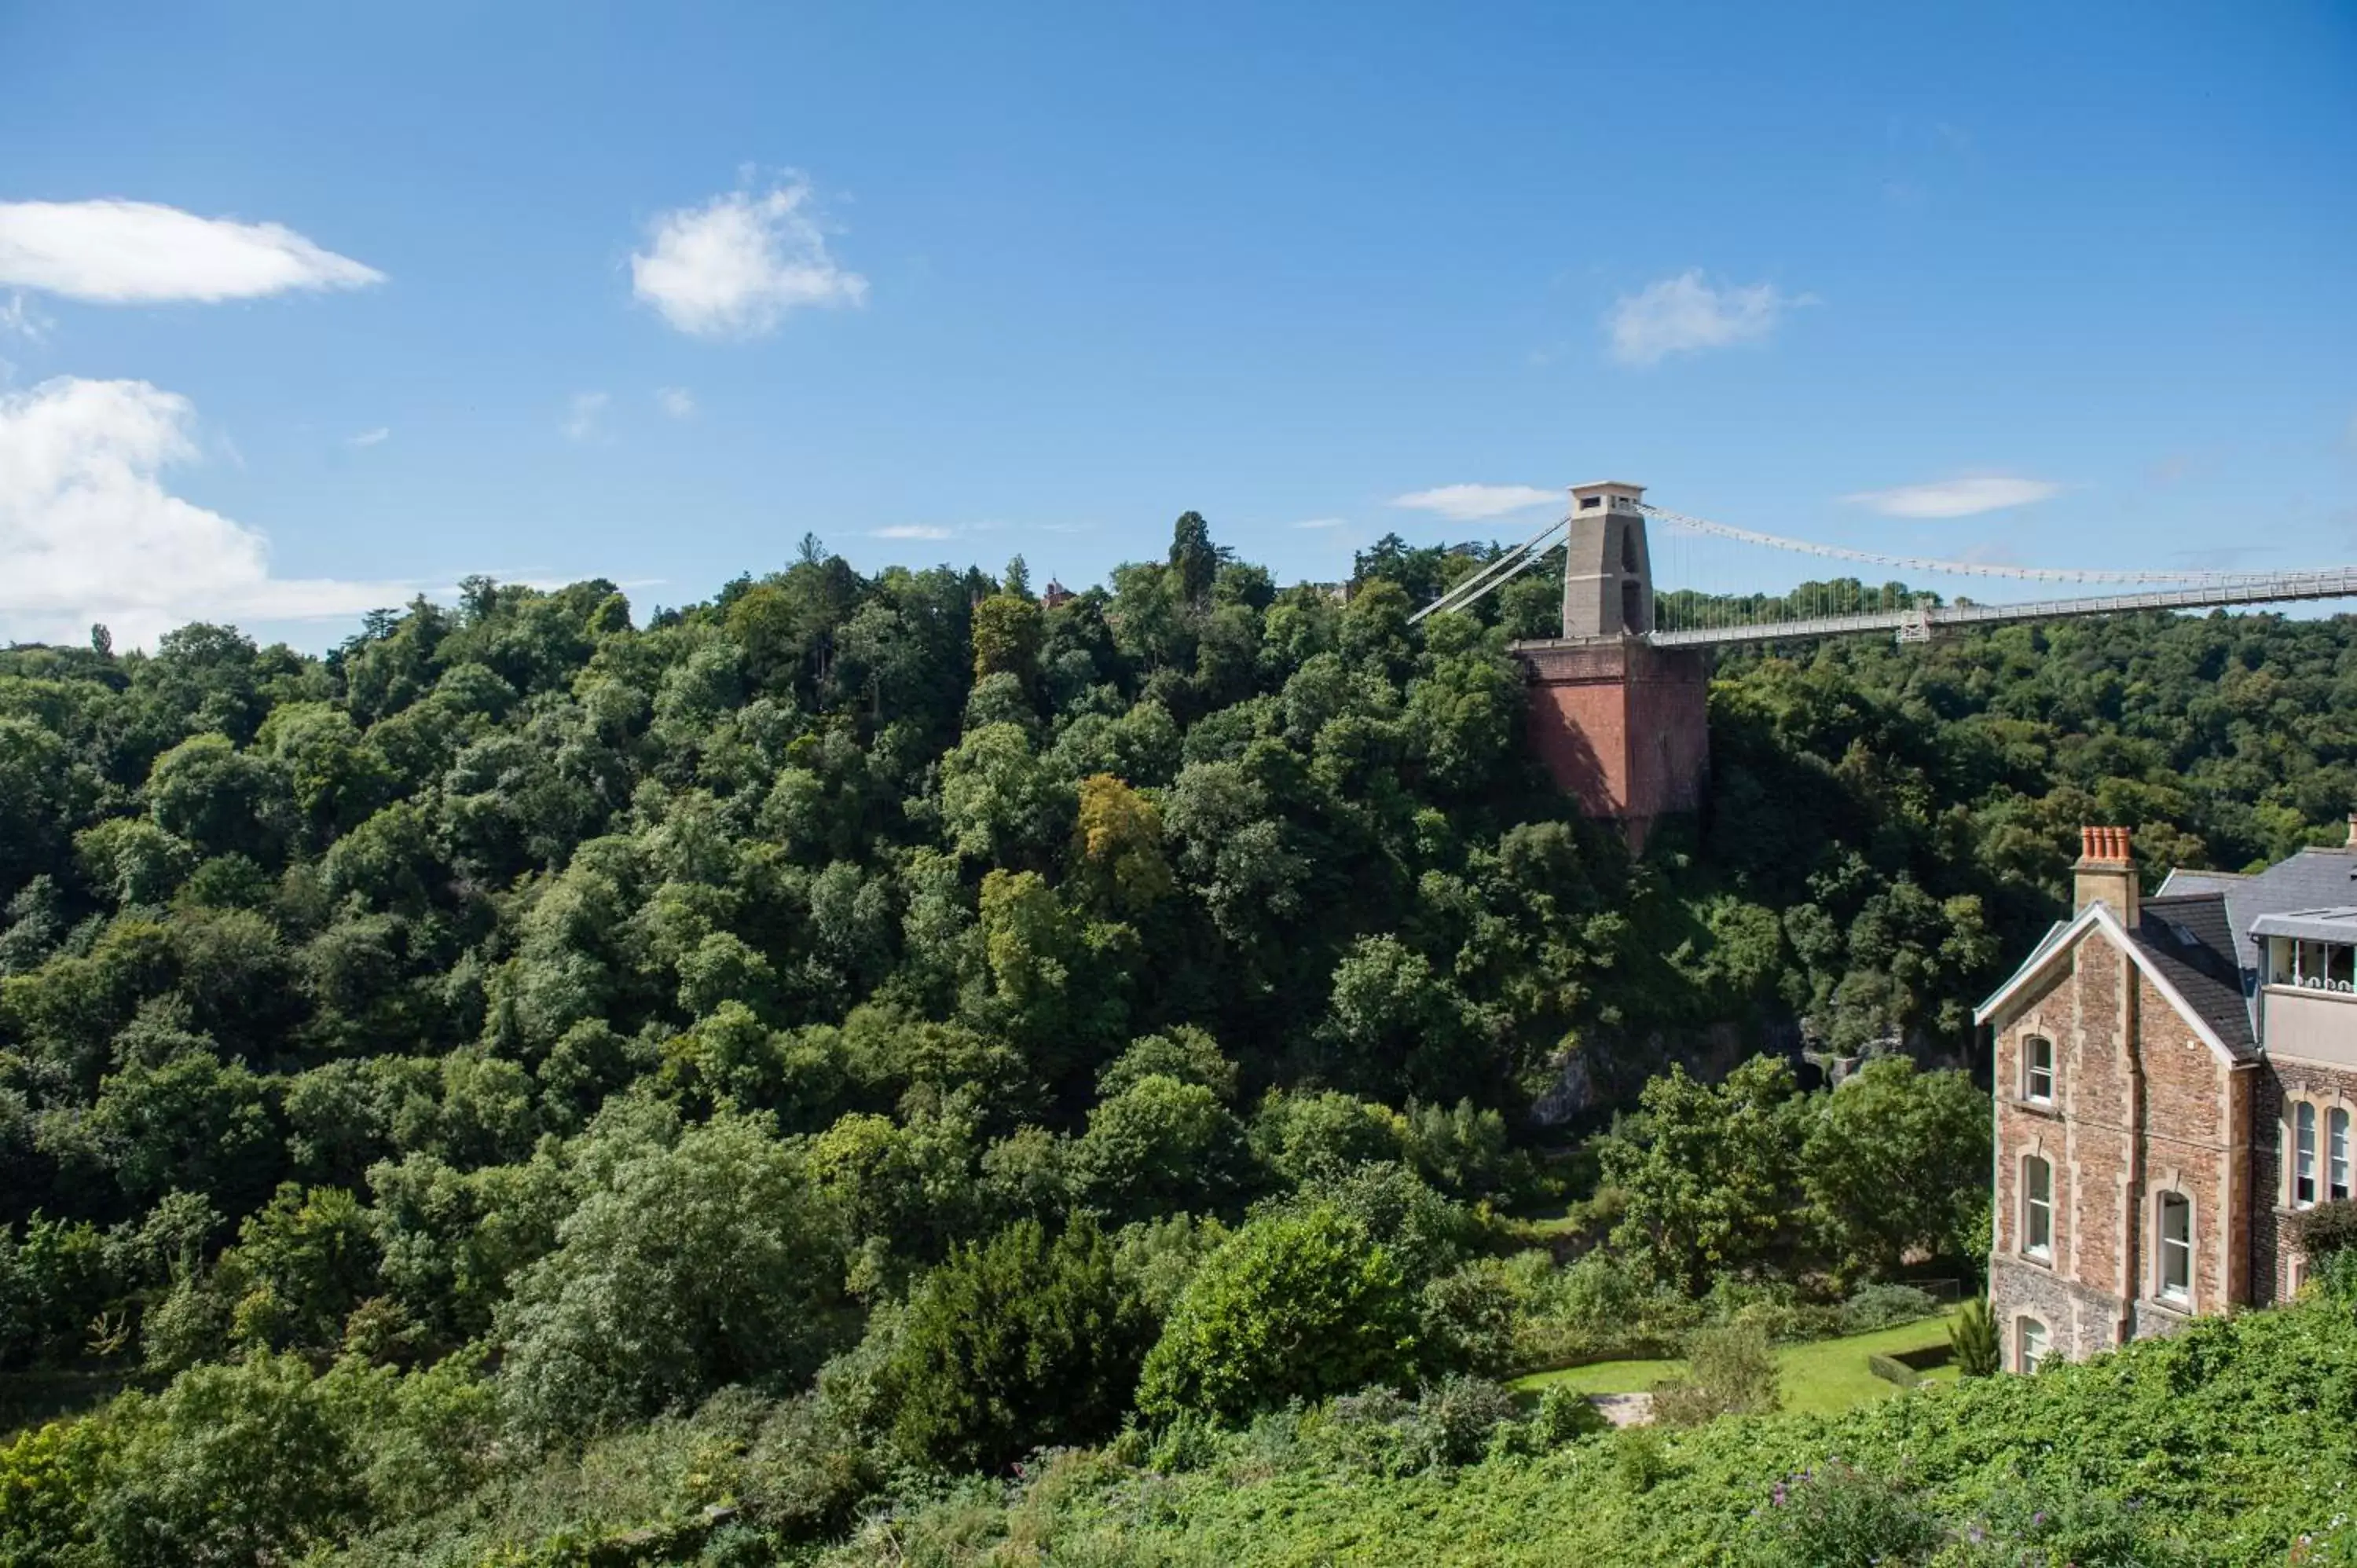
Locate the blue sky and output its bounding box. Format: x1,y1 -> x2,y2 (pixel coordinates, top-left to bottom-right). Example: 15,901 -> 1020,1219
2,1 -> 2352,647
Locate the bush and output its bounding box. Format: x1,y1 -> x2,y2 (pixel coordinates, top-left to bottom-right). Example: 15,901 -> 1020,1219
2293,1196 -> 2357,1262
1865,1352 -> 1921,1388
1738,1462 -> 1944,1568
1136,1207 -> 1419,1426
884,1217 -> 1150,1473
1948,1295 -> 2000,1378
1651,1322 -> 1781,1427
1838,1282 -> 1940,1336
1311,1376 -> 1519,1475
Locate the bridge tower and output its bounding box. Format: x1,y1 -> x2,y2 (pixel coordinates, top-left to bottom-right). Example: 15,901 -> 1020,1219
1512,480 -> 1710,851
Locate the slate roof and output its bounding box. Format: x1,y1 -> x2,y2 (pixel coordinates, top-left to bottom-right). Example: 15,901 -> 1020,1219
2157,846 -> 2357,1042
2131,892 -> 2256,1057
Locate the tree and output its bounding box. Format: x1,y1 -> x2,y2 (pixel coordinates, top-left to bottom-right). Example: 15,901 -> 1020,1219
90,1352 -> 363,1566
884,1217 -> 1149,1471
1071,774 -> 1174,918
1595,1057 -> 1813,1292
940,723 -> 1069,866
971,592 -> 1043,689
497,1112 -> 842,1442
1802,1057 -> 1991,1280
1071,1074 -> 1252,1224
1137,1205 -> 1419,1424
1168,512 -> 1219,604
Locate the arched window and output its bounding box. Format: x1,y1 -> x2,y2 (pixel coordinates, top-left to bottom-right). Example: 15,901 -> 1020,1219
2332,1108 -> 2351,1203
2022,1156 -> 2054,1260
2296,1102 -> 2319,1208
2024,1036 -> 2055,1103
2157,1192 -> 2192,1305
2017,1316 -> 2049,1374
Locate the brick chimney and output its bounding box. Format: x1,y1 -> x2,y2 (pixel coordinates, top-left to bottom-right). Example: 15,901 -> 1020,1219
2073,826 -> 2139,925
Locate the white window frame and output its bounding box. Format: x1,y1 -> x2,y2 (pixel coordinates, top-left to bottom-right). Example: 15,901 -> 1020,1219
2024,1035 -> 2055,1104
2022,1155 -> 2054,1261
2332,1108 -> 2352,1203
2017,1316 -> 2049,1374
2296,1101 -> 2319,1208
2157,1191 -> 2192,1306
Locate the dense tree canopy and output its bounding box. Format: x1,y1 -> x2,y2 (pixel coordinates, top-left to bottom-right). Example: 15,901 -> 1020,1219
2,516 -> 2354,1564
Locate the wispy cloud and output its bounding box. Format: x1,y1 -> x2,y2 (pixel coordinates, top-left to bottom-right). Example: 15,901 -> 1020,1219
631,177 -> 867,339
0,199 -> 383,304
562,392 -> 608,442
870,524 -> 954,540
1292,517 -> 1348,529
656,387 -> 695,419
1843,474 -> 2061,518
1605,269 -> 1807,366
1390,485 -> 1556,522
0,291 -> 48,340
0,376 -> 418,648
348,427 -> 390,448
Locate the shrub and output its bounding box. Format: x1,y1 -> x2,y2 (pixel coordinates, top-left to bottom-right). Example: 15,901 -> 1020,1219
1651,1323 -> 1781,1427
884,1217 -> 1150,1473
1738,1462 -> 1944,1568
1865,1352 -> 1921,1388
1838,1282 -> 1940,1336
1135,1207 -> 1419,1425
1611,1427 -> 1669,1493
1949,1295 -> 2000,1378
90,1352 -> 365,1568
2293,1196 -> 2357,1262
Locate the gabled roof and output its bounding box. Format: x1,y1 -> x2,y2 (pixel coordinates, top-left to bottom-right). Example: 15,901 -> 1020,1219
1974,896 -> 2256,1063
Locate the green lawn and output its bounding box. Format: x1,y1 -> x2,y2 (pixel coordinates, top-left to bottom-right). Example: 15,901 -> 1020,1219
1509,1312 -> 1959,1417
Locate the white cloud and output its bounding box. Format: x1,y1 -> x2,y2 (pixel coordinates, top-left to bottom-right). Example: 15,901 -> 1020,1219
562,391 -> 608,442
1292,517 -> 1348,529
349,427 -> 390,448
631,179 -> 868,339
0,292 -> 47,340
1843,474 -> 2062,518
869,524 -> 954,540
656,387 -> 696,419
0,199 -> 383,304
0,376 -> 416,648
1389,484 -> 1557,522
1605,269 -> 1804,366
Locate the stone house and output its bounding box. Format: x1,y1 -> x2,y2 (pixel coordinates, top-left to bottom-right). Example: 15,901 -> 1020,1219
1974,825 -> 2357,1371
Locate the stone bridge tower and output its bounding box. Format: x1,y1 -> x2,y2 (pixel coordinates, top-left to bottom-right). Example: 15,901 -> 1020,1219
1511,481 -> 1710,850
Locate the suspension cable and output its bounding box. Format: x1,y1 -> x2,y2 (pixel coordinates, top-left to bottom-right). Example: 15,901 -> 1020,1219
1638,503 -> 2276,586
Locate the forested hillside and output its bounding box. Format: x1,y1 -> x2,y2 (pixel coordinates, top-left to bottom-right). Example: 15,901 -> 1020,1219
4,517 -> 2356,1564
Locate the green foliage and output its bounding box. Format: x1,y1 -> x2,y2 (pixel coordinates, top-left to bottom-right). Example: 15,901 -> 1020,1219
1948,1295 -> 2000,1378
1596,1057 -> 1813,1291
884,1218 -> 1149,1471
1651,1321 -> 1782,1427
1802,1057 -> 1989,1280
497,1110 -> 843,1443
92,1351 -> 363,1567
1137,1206 -> 1419,1425
2293,1196 -> 2357,1262
1736,1462 -> 1944,1568
3,535 -> 2354,1563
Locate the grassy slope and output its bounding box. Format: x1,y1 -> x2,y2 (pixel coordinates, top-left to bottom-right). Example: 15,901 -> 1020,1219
832,1292 -> 2357,1567
1510,1314 -> 1959,1416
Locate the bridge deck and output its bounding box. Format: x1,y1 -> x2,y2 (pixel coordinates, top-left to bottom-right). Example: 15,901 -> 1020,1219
1646,570 -> 2357,649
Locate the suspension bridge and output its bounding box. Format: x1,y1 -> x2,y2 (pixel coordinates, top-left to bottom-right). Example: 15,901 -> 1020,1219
1427,480 -> 2357,848
1413,480 -> 2357,647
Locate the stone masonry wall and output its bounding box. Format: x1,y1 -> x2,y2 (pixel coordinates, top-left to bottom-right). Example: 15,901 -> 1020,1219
1989,929 -> 2247,1363
2256,1054 -> 2357,1303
